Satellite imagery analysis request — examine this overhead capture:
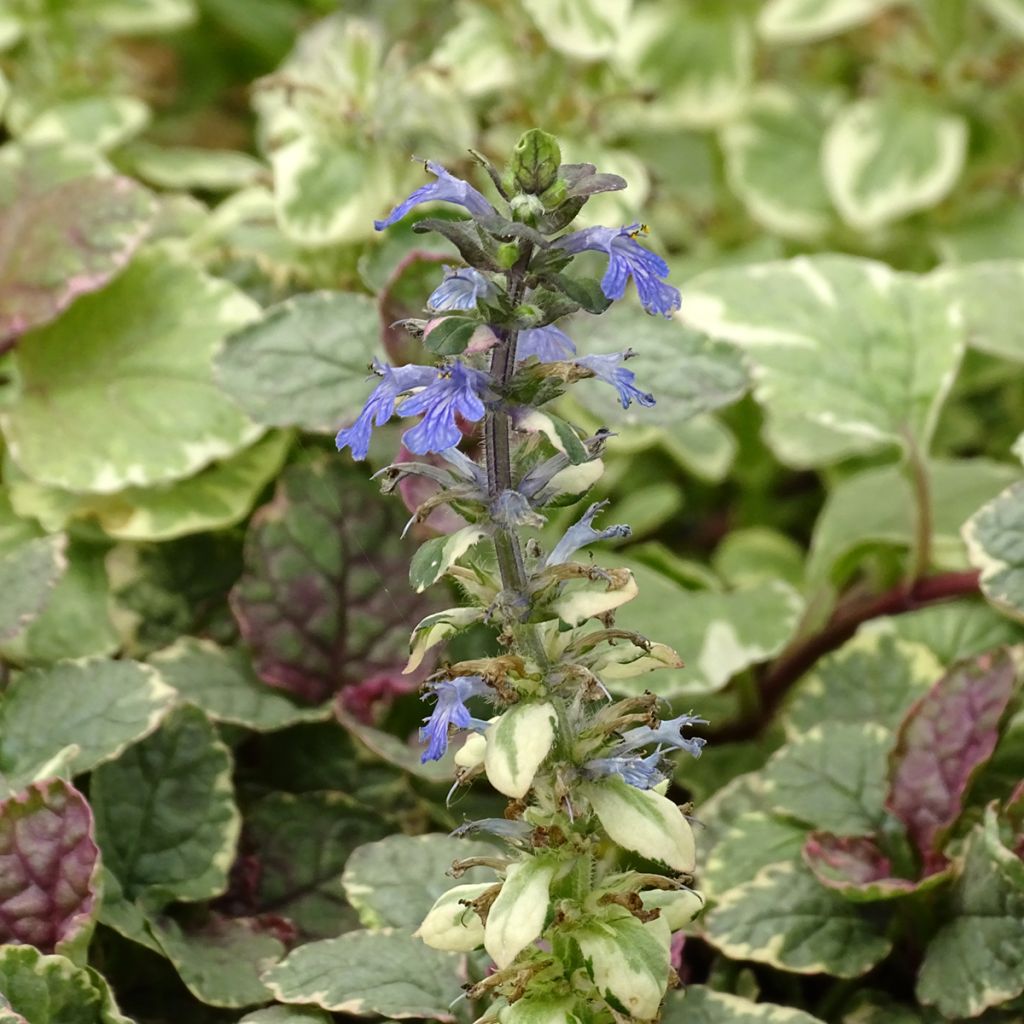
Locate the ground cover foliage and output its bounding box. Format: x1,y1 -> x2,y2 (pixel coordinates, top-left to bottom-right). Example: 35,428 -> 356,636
0,0 -> 1022,1021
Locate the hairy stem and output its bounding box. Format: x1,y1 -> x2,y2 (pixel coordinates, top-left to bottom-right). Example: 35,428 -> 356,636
904,433 -> 933,586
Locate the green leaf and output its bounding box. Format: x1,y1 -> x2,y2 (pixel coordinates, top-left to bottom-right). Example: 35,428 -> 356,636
0,945 -> 132,1024
409,526 -> 488,593
521,0 -> 631,60
809,458 -> 1019,584
982,0 -> 1024,37
720,86 -> 833,240
341,833 -> 496,931
917,812 -> 1024,1017
822,97 -> 967,231
262,928 -> 461,1019
757,0 -> 895,44
0,143 -> 155,347
964,480 -> 1024,621
148,912 -> 285,1009
240,1008 -> 330,1024
703,812 -> 807,899
423,315 -> 479,356
215,292 -> 382,433
703,861 -> 892,977
124,142 -> 265,191
149,639 -> 329,732
712,527 -> 805,589
0,535 -> 66,641
21,97 -> 150,152
2,249 -> 261,492
683,256 -> 965,467
246,791 -> 392,940
762,723 -> 891,834
934,261 -> 1024,362
0,658 -> 175,784
783,633 -> 943,736
662,986 -> 827,1024
91,704 -> 240,906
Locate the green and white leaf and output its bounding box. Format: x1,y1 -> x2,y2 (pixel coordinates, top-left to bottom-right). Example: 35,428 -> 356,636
240,1008 -> 330,1024
0,658 -> 175,784
149,638 -> 329,731
682,256 -> 965,466
720,87 -> 834,240
822,97 -> 967,231
963,480 -> 1024,621
91,704 -> 240,905
415,882 -> 491,952
703,812 -> 807,899
704,862 -> 892,977
0,534 -> 66,641
932,260 -> 1024,362
409,526 -> 488,593
521,0 -> 631,61
662,986 -> 827,1023
485,857 -> 556,968
262,928 -> 461,1019
405,607 -> 483,673
761,723 -> 891,834
1,249 -> 261,493
757,0 -> 896,44
20,96 -> 150,152
485,702 -> 557,799
125,142 -> 265,191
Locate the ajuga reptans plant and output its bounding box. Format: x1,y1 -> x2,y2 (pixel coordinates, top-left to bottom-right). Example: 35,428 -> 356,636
337,131 -> 706,1024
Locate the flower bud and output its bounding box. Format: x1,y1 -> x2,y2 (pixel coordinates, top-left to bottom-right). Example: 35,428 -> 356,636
415,882 -> 492,952
485,702 -> 557,799
639,888 -> 704,931
484,856 -> 556,967
509,128 -> 562,194
510,192 -> 545,226
497,242 -> 520,268
454,730 -> 487,769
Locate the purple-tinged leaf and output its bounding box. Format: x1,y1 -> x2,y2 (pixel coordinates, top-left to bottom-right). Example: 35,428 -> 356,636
802,832 -> 949,902
0,146 -> 155,348
1007,779 -> 1024,858
0,778 -> 100,956
231,457 -> 439,703
886,648 -> 1019,870
378,250 -> 450,366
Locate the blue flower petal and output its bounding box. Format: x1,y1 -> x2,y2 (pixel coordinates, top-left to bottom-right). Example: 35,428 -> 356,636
419,675 -> 491,763
375,161 -> 495,231
517,325 -> 578,363
575,352 -> 655,409
428,266 -> 497,311
399,362 -> 489,455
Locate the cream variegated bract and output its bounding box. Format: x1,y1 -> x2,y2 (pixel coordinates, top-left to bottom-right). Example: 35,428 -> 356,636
484,857 -> 556,968
415,882 -> 491,952
484,702 -> 556,799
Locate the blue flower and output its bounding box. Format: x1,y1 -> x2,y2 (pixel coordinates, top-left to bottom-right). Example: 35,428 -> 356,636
419,675 -> 491,763
619,712 -> 708,760
428,266 -> 497,311
575,351 -> 655,409
399,361 -> 489,455
555,224 -> 681,317
584,750 -> 665,790
375,160 -> 495,231
336,360 -> 439,460
517,324 -> 577,363
545,501 -> 630,567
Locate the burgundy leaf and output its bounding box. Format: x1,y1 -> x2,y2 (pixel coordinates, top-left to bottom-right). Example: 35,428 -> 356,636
395,444 -> 471,537
886,648 -> 1019,871
379,249 -> 449,365
801,832 -> 930,900
0,778 -> 100,953
0,149 -> 155,348
231,457 -> 439,703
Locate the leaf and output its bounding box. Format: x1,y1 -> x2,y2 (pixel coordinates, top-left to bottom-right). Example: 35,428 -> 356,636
886,649 -> 1019,866
246,791 -> 392,940
215,292 -> 381,433
933,261 -> 1024,362
0,143 -> 155,347
422,315 -> 480,356
231,457 -> 436,703
485,857 -> 555,969
703,812 -> 807,899
485,703 -> 556,799
0,535 -> 66,641
822,97 -> 967,231
0,945 -> 132,1024
762,723 -> 891,835
149,639 -> 329,732
341,833 -> 496,931
703,861 -> 892,977
21,96 -> 150,152
757,0 -> 895,43
409,526 -> 488,593
783,633 -> 943,736
148,912 -> 286,1009
90,0 -> 196,33
802,832 -> 939,901
964,480 -> 1024,621
521,0 -> 631,60
916,811 -> 1024,1017
809,458 -> 1019,584
0,779 -> 99,958
262,928 -> 461,1019
240,1008 -> 330,1024
983,0 -> 1024,37
682,256 -> 965,467
662,986 -> 827,1024
335,701 -> 454,782
91,704 -> 240,906
580,302 -> 748,430
720,86 -> 833,240
2,249 -> 261,493
125,142 -> 265,191
0,658 -> 176,784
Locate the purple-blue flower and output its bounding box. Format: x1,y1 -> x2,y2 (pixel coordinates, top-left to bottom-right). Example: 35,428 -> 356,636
399,361 -> 490,455
555,224 -> 681,317
428,266 -> 497,311
619,712 -> 708,760
584,750 -> 665,790
575,351 -> 655,409
517,324 -> 577,363
419,675 -> 491,763
545,501 -> 630,567
375,160 -> 495,231
336,360 -> 439,460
